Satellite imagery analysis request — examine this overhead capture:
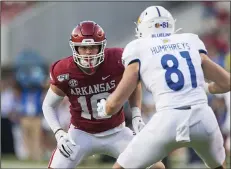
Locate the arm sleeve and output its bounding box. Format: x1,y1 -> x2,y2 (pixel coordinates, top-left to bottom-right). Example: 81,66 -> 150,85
122,41 -> 140,68
191,34 -> 208,54
42,88 -> 64,133
122,41 -> 141,80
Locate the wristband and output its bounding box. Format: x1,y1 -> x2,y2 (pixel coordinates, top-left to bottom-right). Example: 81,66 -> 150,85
131,107 -> 142,118
54,128 -> 63,135
204,83 -> 210,94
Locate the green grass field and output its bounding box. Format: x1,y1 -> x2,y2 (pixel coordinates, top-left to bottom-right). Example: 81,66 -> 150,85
2,154 -> 230,168
1,154 -> 114,168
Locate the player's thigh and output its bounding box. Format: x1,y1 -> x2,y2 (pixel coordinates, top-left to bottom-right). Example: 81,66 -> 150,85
117,113 -> 175,168
48,147 -> 87,168
190,110 -> 226,169
105,127 -> 134,158
49,127 -> 96,168
193,127 -> 225,168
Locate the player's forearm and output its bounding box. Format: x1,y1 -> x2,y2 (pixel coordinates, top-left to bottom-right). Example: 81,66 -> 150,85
42,88 -> 64,133
129,82 -> 142,117
208,82 -> 231,94
129,82 -> 142,108
201,53 -> 231,93
106,63 -> 140,115
105,94 -> 124,115
105,83 -> 137,115
211,72 -> 230,93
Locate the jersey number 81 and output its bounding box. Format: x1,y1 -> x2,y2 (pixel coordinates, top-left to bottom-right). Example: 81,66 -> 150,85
161,51 -> 197,91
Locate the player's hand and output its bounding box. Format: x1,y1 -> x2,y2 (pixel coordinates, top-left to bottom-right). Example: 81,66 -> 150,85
132,116 -> 145,134
97,99 -> 111,118
131,107 -> 145,134
55,129 -> 77,161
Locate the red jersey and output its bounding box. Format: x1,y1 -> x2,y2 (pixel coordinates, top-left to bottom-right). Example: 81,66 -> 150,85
49,48 -> 125,134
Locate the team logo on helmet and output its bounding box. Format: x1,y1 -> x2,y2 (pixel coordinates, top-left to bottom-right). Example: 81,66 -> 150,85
68,79 -> 78,88
155,22 -> 171,29
155,23 -> 160,28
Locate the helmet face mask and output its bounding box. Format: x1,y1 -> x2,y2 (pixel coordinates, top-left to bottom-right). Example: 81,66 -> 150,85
70,40 -> 106,69
69,21 -> 107,74
135,6 -> 176,38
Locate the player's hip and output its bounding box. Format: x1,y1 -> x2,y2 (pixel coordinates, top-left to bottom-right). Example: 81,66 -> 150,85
70,115 -> 125,134
140,103 -> 219,146
69,121 -> 127,137
148,103 -> 218,133
156,99 -> 208,112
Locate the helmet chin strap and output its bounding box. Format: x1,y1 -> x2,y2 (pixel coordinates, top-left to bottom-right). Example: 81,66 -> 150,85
134,22 -> 140,38
174,19 -> 183,33
175,28 -> 182,33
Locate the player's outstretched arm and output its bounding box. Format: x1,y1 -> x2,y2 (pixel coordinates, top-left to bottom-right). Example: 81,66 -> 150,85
105,62 -> 140,115
201,53 -> 230,94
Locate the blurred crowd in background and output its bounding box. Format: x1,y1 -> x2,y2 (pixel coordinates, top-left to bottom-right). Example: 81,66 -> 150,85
1,1 -> 230,168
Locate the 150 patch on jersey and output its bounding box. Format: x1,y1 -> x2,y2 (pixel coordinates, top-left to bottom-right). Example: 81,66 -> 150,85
57,74 -> 69,82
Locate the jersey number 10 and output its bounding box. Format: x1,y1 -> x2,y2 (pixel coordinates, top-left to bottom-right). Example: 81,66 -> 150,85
78,92 -> 112,120
161,51 -> 197,91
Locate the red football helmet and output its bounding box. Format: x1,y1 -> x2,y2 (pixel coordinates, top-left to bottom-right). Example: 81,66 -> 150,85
69,21 -> 107,70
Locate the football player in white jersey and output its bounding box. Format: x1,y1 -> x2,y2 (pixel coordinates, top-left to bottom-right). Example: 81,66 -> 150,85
97,6 -> 230,169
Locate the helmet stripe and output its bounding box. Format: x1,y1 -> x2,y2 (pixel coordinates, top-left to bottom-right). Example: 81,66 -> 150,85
156,7 -> 161,17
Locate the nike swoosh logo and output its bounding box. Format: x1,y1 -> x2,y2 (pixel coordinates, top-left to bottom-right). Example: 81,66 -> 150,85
102,75 -> 110,80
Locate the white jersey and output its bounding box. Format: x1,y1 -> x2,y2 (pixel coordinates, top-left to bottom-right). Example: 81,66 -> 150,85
122,33 -> 208,111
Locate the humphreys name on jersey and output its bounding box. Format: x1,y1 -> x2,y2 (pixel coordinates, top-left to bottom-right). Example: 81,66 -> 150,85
150,42 -> 190,55
71,80 -> 116,95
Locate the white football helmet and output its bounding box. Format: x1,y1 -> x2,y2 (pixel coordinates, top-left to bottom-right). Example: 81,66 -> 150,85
135,6 -> 180,38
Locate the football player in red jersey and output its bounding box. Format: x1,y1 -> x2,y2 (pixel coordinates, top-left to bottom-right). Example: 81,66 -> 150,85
42,21 -> 165,169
